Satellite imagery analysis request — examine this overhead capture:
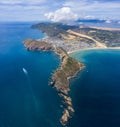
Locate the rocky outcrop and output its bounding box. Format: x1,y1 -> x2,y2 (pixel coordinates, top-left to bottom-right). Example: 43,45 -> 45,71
24,39 -> 53,51
23,38 -> 85,126
51,53 -> 85,125
51,56 -> 84,94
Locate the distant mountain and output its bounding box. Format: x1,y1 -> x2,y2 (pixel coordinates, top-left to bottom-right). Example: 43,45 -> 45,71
76,19 -> 105,23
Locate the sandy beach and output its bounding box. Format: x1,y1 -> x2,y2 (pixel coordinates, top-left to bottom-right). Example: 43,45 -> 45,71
89,26 -> 120,31
68,47 -> 120,54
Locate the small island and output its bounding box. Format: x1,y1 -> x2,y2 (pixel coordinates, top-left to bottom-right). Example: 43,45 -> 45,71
24,22 -> 120,126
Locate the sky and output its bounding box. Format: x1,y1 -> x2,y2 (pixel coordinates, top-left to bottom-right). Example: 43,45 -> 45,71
0,0 -> 120,22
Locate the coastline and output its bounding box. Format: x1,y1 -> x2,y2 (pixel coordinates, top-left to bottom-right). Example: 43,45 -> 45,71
25,23 -> 120,126
68,46 -> 120,127
68,47 -> 120,55
89,26 -> 120,31
23,38 -> 120,126
37,33 -> 48,41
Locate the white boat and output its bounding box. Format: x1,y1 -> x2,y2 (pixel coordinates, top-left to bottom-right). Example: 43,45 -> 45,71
22,68 -> 28,74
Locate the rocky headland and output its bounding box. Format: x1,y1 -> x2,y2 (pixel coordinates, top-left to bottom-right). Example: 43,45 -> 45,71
24,39 -> 85,126
24,39 -> 53,51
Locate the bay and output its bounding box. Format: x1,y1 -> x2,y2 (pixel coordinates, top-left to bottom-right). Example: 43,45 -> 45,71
69,49 -> 120,127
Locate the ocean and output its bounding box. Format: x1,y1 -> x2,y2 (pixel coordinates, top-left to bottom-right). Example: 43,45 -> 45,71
0,22 -> 120,127
70,49 -> 120,127
0,22 -> 62,127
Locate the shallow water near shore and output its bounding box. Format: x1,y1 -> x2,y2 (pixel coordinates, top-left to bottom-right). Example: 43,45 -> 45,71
69,49 -> 120,127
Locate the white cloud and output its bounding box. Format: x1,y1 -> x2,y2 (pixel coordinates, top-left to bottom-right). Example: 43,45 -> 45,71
45,7 -> 79,22
63,0 -> 120,10
0,0 -> 120,21
63,0 -> 120,20
83,15 -> 96,19
0,0 -> 47,5
118,21 -> 120,24
0,0 -> 21,4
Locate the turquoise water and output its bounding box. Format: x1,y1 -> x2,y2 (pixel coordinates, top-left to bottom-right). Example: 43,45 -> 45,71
69,49 -> 120,127
0,22 -> 62,127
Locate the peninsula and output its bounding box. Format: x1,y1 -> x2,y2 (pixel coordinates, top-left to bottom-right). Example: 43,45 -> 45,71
24,38 -> 85,126
24,22 -> 120,126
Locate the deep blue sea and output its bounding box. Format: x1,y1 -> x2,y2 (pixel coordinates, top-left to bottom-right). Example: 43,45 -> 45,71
0,22 -> 120,127
0,22 -> 62,127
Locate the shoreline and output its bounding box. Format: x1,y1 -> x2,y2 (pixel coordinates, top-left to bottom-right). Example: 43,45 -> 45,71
36,25 -> 120,56
68,47 -> 120,55
89,26 -> 120,31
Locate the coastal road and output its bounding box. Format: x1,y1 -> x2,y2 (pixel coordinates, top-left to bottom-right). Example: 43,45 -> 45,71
67,30 -> 107,48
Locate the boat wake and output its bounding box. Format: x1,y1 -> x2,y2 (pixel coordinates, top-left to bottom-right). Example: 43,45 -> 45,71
22,67 -> 39,114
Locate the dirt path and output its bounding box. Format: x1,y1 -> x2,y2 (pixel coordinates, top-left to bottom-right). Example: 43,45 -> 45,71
67,30 -> 107,48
